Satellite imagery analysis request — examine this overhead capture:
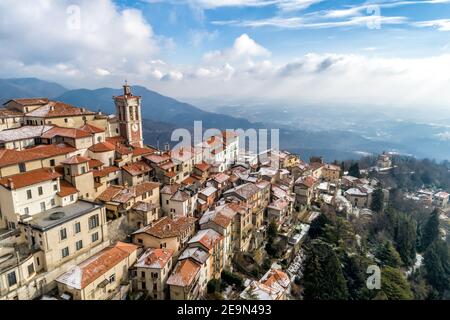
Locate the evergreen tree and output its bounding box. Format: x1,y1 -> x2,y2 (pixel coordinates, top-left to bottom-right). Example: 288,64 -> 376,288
370,187 -> 384,213
342,254 -> 374,300
308,214 -> 330,239
394,213 -> 417,267
348,162 -> 361,178
379,266 -> 413,300
420,209 -> 440,252
375,241 -> 402,268
302,240 -> 348,300
424,240 -> 450,296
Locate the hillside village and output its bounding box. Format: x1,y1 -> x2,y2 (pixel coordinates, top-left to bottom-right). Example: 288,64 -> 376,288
0,83 -> 449,301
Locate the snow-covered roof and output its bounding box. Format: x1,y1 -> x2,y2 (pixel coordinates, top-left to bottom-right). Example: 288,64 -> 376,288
0,125 -> 53,143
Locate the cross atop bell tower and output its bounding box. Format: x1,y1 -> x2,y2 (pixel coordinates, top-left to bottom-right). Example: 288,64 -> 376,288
113,81 -> 144,148
123,80 -> 132,96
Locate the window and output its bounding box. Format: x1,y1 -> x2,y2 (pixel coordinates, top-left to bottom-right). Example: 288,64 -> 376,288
61,247 -> 69,258
53,184 -> 58,191
7,272 -> 17,287
19,163 -> 26,173
51,199 -> 55,206
70,194 -> 74,202
141,282 -> 146,290
60,228 -> 67,240
91,232 -> 99,243
27,263 -> 35,276
24,207 -> 29,215
141,271 -> 145,278
137,239 -> 143,244
74,222 -> 81,233
88,214 -> 99,230
36,257 -> 40,266
81,166 -> 86,174
151,272 -> 158,279
109,274 -> 115,283
50,159 -> 55,166
38,187 -> 43,196
26,190 -> 32,199
75,240 -> 83,251
40,202 -> 45,211
64,118 -> 68,123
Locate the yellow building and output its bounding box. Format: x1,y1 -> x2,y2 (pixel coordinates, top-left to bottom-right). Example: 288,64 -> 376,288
56,242 -> 138,300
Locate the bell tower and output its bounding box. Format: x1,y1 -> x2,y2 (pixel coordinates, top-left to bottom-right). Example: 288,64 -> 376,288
113,81 -> 144,148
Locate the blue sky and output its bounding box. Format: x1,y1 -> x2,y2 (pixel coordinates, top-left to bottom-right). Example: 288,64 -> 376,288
115,0 -> 450,61
1,0 -> 450,109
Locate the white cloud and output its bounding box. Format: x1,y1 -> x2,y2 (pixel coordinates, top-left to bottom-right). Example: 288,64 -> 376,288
204,34 -> 271,62
414,19 -> 450,31
0,0 -> 160,85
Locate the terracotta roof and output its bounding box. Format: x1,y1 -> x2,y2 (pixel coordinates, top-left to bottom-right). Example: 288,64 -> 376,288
0,108 -> 24,117
0,143 -> 76,168
136,216 -> 196,239
295,175 -> 317,188
88,141 -> 115,153
25,101 -> 95,118
181,176 -> 196,186
166,259 -> 200,287
136,248 -> 173,269
79,123 -> 104,134
5,98 -> 49,106
97,185 -> 123,202
56,242 -> 138,290
132,201 -> 159,212
105,136 -> 126,145
144,153 -> 171,164
195,162 -> 210,172
97,182 -> 160,203
188,229 -> 223,251
122,161 -> 152,176
57,180 -> 79,197
61,155 -> 90,165
132,146 -> 157,157
92,166 -> 120,178
0,168 -> 61,189
88,159 -> 104,169
115,143 -> 133,155
41,126 -> 92,139
161,183 -> 180,195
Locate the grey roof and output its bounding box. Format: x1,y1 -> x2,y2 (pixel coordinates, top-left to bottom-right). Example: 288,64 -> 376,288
20,200 -> 103,232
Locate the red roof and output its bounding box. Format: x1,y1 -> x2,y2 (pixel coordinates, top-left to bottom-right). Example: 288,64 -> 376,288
57,180 -> 79,197
195,162 -> 210,172
166,259 -> 200,287
88,141 -> 115,153
41,126 -> 92,139
92,166 -> 120,178
5,98 -> 49,106
122,161 -> 152,176
61,155 -> 90,165
0,143 -> 76,168
0,168 -> 61,189
88,159 -> 104,169
25,101 -> 95,118
132,146 -> 157,157
80,123 -> 105,134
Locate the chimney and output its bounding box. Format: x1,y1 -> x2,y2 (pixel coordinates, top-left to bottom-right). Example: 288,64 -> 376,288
7,178 -> 14,189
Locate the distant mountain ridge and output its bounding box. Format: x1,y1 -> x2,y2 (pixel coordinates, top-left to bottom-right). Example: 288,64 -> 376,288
0,78 -> 67,103
56,86 -> 258,130
0,77 -> 431,162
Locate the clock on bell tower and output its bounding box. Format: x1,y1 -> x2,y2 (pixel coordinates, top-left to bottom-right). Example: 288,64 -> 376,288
113,82 -> 144,148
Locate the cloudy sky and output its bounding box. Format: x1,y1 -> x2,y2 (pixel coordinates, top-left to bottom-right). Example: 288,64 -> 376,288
1,0 -> 450,110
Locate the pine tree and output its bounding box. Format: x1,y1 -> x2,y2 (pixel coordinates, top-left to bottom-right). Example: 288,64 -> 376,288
308,213 -> 330,239
370,187 -> 384,213
394,213 -> 417,267
348,163 -> 361,178
424,240 -> 450,295
375,241 -> 402,268
420,209 -> 440,252
379,266 -> 413,300
302,240 -> 349,300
